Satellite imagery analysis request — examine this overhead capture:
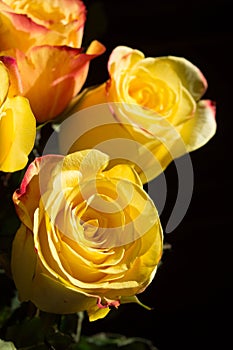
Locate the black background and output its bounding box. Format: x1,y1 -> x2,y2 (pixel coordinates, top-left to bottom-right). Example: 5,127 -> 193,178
80,1 -> 232,349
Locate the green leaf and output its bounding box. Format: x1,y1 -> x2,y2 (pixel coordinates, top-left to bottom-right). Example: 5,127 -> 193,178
70,333 -> 158,350
0,306 -> 12,329
5,317 -> 44,348
45,329 -> 74,350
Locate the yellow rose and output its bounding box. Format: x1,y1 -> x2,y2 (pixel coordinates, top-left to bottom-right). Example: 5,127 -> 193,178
0,0 -> 86,53
11,149 -> 163,321
0,41 -> 105,123
0,61 -> 36,172
61,46 -> 216,183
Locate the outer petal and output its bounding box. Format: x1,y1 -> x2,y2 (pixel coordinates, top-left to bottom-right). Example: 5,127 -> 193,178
30,271 -> 98,314
2,0 -> 86,26
0,99 -> 14,169
134,101 -> 216,180
87,305 -> 110,322
102,205 -> 163,298
61,149 -> 109,182
180,100 -> 217,151
108,46 -> 144,76
156,56 -> 208,101
11,224 -> 37,301
0,11 -> 49,52
0,0 -> 86,48
13,41 -> 105,122
0,56 -> 23,95
64,83 -> 107,117
11,224 -> 99,315
120,228 -> 163,295
0,96 -> 36,172
13,155 -> 63,229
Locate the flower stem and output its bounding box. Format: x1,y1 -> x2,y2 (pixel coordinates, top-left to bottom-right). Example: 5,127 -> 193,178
73,311 -> 84,343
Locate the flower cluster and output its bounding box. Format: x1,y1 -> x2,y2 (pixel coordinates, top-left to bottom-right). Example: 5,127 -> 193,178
0,0 -> 216,327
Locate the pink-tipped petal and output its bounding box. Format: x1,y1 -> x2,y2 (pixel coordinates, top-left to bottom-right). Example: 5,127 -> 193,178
0,55 -> 23,95
13,155 -> 63,229
13,42 -> 105,122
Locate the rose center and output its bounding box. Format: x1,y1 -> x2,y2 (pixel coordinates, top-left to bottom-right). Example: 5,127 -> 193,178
128,77 -> 176,115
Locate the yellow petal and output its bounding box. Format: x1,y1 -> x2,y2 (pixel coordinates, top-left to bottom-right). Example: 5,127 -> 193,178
62,149 -> 109,181
11,224 -> 37,302
157,56 -> 208,101
168,85 -> 195,126
87,304 -> 110,322
180,100 -> 216,151
103,164 -> 142,187
30,272 -> 98,314
59,96 -> 144,179
12,155 -> 63,229
0,96 -> 36,172
0,103 -> 14,169
108,46 -> 144,76
68,84 -> 107,112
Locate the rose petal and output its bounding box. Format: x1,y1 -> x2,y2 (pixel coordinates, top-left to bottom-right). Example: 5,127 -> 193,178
11,224 -> 37,301
87,303 -> 110,322
157,56 -> 208,101
108,46 -> 144,76
0,96 -> 36,172
13,155 -> 63,229
0,56 -> 23,95
62,149 -> 109,181
180,99 -> 217,151
12,42 -> 105,122
30,272 -> 98,314
0,11 -> 48,52
0,0 -> 86,50
103,164 -> 142,187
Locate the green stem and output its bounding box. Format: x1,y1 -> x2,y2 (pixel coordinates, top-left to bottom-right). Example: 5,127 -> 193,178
72,311 -> 84,343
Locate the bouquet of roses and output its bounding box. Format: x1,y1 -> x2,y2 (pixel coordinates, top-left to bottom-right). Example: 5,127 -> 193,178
0,0 -> 216,349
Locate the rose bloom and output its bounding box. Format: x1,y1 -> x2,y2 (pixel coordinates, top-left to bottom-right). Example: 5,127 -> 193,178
61,46 -> 216,183
0,0 -> 86,53
0,60 -> 36,172
11,149 -> 163,321
0,40 -> 105,123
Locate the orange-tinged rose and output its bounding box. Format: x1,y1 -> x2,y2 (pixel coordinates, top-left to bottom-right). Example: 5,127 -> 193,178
62,46 -> 216,183
11,149 -> 163,321
0,0 -> 86,53
0,60 -> 36,172
0,41 -> 106,123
